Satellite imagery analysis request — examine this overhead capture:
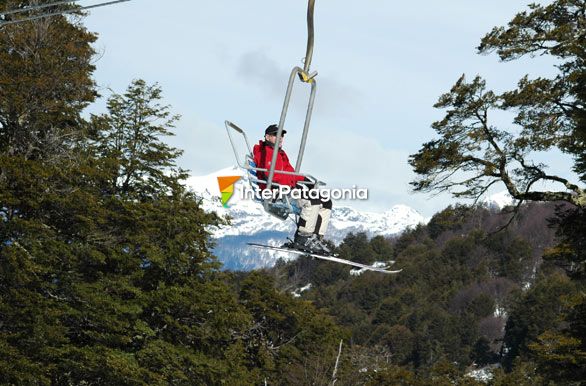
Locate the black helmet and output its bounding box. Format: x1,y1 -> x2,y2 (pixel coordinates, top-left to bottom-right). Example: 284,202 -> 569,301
265,124 -> 286,135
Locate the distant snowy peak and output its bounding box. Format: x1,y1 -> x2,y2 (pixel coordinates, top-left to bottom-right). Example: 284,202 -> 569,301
482,191 -> 516,210
185,167 -> 427,270
185,167 -> 426,241
185,165 -> 244,200
330,204 -> 425,243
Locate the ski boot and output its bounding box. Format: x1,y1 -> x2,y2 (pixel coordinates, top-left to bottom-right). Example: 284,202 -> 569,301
311,234 -> 333,256
285,233 -> 313,253
286,233 -> 332,256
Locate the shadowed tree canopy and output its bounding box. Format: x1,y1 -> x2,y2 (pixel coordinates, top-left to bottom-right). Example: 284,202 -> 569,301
0,0 -> 97,160
409,0 -> 586,208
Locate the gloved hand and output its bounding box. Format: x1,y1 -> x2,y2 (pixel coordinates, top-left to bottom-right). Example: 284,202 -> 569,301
295,177 -> 315,190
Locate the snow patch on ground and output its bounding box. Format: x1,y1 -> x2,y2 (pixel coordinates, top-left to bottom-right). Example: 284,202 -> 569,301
493,304 -> 507,319
291,283 -> 312,298
466,364 -> 500,383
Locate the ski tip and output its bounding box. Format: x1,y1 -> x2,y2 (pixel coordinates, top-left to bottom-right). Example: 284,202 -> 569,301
350,267 -> 403,274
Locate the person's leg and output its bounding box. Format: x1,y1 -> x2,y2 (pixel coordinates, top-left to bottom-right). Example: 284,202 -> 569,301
296,197 -> 322,235
314,194 -> 333,237
288,189 -> 333,255
289,196 -> 326,253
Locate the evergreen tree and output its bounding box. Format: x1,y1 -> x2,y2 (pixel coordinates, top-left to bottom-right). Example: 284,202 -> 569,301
0,5 -> 98,383
501,273 -> 575,369
0,1 -> 96,160
271,203 -> 562,381
0,73 -> 347,383
0,73 -> 248,383
90,79 -> 184,199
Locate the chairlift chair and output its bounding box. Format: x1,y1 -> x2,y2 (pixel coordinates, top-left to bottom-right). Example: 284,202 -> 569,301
224,120 -> 322,221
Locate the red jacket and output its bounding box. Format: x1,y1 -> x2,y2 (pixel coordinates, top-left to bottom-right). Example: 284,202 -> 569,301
253,140 -> 304,188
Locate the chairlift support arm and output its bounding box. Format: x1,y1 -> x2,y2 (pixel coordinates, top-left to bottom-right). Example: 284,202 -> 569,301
303,0 -> 315,74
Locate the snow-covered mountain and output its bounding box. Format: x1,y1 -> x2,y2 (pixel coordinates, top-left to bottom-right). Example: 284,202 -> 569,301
185,167 -> 427,270
482,190 -> 516,210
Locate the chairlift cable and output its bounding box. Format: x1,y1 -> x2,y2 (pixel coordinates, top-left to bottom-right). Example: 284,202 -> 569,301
1,0 -> 83,16
0,0 -> 130,27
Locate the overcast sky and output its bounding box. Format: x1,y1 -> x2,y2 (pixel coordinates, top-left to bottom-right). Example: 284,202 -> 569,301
82,0 -> 569,217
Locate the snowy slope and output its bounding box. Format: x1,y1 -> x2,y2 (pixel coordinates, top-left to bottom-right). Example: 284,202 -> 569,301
185,167 -> 427,270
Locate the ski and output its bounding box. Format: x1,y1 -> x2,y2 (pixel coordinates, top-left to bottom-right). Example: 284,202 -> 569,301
247,243 -> 402,274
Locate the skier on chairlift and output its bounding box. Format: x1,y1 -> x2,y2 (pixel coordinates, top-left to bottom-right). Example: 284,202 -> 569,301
224,0 -> 401,274
253,124 -> 333,256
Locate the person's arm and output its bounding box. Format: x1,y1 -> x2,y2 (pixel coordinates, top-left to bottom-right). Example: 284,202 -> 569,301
276,151 -> 305,187
272,170 -> 291,186
253,144 -> 261,168
252,144 -> 268,186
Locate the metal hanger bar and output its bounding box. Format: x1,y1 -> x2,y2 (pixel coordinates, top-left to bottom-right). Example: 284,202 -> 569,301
295,79 -> 316,172
225,120 -> 252,168
267,67 -> 302,191
303,0 -> 315,73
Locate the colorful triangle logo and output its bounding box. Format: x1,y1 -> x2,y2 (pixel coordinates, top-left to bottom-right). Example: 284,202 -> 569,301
217,176 -> 241,207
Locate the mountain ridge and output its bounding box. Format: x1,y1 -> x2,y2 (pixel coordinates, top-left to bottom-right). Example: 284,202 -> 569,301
185,167 -> 511,270
186,167 -> 424,270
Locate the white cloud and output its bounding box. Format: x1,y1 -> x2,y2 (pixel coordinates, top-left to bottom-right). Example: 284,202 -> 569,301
166,116 -> 235,176
296,128 -> 452,215
236,50 -> 363,118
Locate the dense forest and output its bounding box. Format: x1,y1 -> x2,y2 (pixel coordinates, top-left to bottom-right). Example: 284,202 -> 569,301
1,0 -> 585,385
269,202 -> 585,385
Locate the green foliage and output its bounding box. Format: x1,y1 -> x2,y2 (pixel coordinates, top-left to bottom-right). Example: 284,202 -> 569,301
427,205 -> 475,239
408,3 -> 586,381
484,233 -> 533,282
363,360 -> 486,386
236,271 -> 346,384
2,2 -> 584,384
545,206 -> 586,279
471,337 -> 497,366
0,2 -> 97,159
491,359 -> 544,386
338,232 -> 379,265
502,273 -> 576,369
91,79 -> 184,199
526,292 -> 586,384
0,62 -> 346,382
410,0 -> 586,207
365,365 -> 419,385
478,0 -> 586,182
271,204 -> 556,382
